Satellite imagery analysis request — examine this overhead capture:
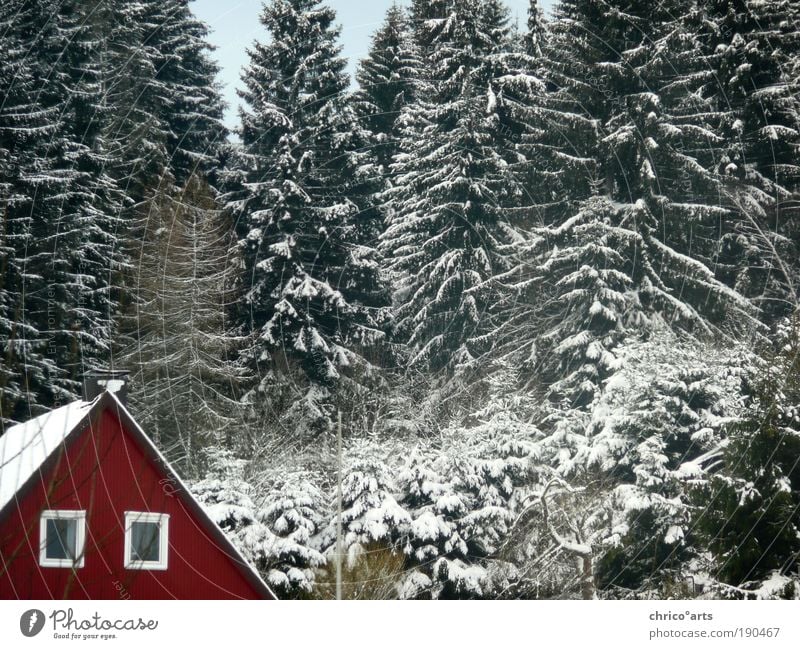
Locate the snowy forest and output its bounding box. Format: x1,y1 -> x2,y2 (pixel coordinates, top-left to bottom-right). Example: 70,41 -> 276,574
1,0 -> 800,599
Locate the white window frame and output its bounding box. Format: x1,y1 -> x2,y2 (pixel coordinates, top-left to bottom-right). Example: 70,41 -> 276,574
123,512 -> 169,571
39,510 -> 86,569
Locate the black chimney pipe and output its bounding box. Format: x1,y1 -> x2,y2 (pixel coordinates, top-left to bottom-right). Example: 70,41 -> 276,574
82,368 -> 130,405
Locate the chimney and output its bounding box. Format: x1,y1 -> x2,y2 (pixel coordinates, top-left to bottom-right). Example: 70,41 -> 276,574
82,368 -> 130,405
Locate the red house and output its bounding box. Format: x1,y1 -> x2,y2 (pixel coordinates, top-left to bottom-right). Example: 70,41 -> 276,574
0,383 -> 275,600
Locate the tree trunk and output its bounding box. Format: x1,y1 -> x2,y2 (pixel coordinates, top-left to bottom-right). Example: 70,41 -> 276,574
580,554 -> 595,600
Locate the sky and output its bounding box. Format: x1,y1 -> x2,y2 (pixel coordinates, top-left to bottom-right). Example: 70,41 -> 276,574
192,0 -> 553,131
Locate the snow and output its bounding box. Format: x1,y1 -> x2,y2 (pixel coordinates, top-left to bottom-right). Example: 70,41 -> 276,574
664,525 -> 684,544
399,570 -> 432,599
98,379 -> 125,394
754,572 -> 796,599
3,0 -> 798,602
410,510 -> 451,542
486,85 -> 497,114
440,558 -> 487,596
0,398 -> 94,512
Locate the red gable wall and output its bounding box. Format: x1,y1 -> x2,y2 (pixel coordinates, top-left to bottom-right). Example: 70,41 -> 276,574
0,407 -> 268,599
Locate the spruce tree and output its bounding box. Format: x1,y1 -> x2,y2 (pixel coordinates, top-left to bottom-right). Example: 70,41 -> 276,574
52,0 -> 125,389
694,315 -> 800,594
585,331 -> 750,593
352,5 -> 421,173
0,0 -> 228,429
94,0 -> 172,211
255,471 -> 327,598
319,442 -> 409,553
409,0 -> 450,48
381,0 -> 529,373
100,0 -> 228,194
3,0 -> 125,407
500,0 -> 761,407
692,0 -> 800,322
150,0 -> 228,186
102,0 -> 236,468
0,0 -> 62,425
525,0 -> 547,59
120,176 -> 244,474
230,0 -> 388,437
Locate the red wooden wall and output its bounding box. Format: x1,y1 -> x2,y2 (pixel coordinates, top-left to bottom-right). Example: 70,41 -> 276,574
0,408 -> 266,599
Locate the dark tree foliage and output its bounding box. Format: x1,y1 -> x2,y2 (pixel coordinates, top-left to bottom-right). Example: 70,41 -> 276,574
352,5 -> 421,173
691,0 -> 800,321
381,0 -> 530,374
229,0 -> 388,436
694,316 -> 800,591
0,0 -> 63,426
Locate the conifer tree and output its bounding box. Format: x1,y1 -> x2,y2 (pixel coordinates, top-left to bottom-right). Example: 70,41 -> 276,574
7,0 -> 125,405
108,0 -> 231,384
584,332 -> 750,592
151,0 -> 228,186
353,5 -> 421,172
120,176 -> 244,474
88,0 -> 171,211
0,0 -> 227,428
381,0 -> 529,374
409,0 -> 450,48
525,0 -> 547,59
499,0 -> 761,407
194,451 -> 328,598
230,0 -> 388,437
0,0 -> 62,425
255,471 -> 327,597
319,442 -> 409,554
694,315 -> 800,593
692,0 -> 800,321
99,0 -> 228,194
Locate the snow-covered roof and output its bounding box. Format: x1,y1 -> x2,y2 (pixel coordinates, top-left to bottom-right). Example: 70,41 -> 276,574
0,399 -> 94,513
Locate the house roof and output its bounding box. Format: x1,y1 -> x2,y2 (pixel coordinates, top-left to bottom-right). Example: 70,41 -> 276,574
0,399 -> 95,513
0,392 -> 275,599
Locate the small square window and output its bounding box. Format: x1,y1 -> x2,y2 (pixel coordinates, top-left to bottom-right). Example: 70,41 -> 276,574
130,521 -> 160,562
39,510 -> 86,568
124,512 -> 169,570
